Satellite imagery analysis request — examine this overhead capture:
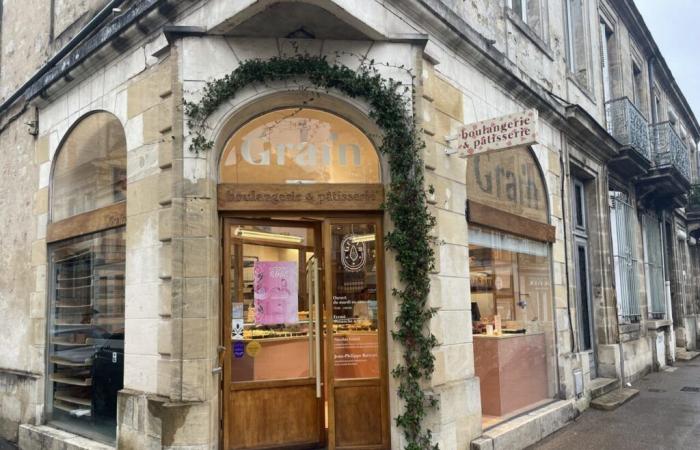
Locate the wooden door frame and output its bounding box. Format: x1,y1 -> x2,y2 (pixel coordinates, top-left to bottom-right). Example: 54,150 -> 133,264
220,212 -> 389,450
323,216 -> 390,450
221,216 -> 325,450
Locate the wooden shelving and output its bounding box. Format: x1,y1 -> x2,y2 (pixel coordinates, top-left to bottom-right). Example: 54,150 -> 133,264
50,374 -> 93,386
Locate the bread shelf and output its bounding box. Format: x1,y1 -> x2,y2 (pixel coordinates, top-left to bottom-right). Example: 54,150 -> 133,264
51,374 -> 92,386
50,357 -> 92,367
53,400 -> 91,417
54,393 -> 92,407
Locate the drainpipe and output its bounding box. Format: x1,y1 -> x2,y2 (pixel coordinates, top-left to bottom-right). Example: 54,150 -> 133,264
0,0 -> 127,117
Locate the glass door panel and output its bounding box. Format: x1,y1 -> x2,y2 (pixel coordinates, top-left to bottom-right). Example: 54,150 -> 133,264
225,220 -> 324,450
230,224 -> 316,382
329,222 -> 380,379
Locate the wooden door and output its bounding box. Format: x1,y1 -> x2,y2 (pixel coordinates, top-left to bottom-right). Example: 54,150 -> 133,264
324,218 -> 389,449
223,218 -> 325,450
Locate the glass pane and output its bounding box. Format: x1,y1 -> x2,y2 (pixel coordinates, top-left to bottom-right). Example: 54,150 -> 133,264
220,108 -> 381,184
52,113 -> 126,222
574,183 -> 585,229
330,223 -> 380,379
47,228 -> 125,441
230,224 -> 316,382
577,245 -> 592,350
469,226 -> 555,428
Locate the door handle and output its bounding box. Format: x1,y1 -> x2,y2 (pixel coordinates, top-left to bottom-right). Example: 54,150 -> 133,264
212,366 -> 222,375
314,258 -> 322,399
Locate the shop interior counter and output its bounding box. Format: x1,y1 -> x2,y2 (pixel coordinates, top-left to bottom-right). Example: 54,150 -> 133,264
231,336 -> 311,381
473,332 -> 548,417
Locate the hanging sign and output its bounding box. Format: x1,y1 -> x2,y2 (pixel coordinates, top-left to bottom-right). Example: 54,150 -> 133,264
253,261 -> 299,325
455,109 -> 538,157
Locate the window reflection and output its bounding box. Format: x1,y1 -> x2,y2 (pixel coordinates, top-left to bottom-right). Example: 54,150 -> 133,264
52,113 -> 126,222
220,109 -> 381,185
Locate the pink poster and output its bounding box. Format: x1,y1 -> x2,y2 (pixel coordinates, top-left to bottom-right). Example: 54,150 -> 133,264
253,261 -> 299,325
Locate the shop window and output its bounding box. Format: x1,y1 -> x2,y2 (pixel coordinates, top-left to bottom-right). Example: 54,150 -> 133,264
469,226 -> 556,428
47,112 -> 126,443
565,0 -> 591,89
220,108 -> 381,185
609,190 -> 641,323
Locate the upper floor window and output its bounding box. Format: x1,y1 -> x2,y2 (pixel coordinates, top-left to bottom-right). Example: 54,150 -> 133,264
565,0 -> 591,89
599,21 -> 614,103
220,108 -> 381,185
668,108 -> 678,131
509,0 -> 544,38
51,112 -> 127,222
632,62 -> 645,112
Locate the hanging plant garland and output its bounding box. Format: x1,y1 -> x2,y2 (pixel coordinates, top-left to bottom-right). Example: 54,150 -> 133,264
184,54 -> 438,450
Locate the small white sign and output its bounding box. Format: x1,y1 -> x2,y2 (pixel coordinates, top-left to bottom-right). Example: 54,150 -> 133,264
455,109 -> 538,157
232,319 -> 244,340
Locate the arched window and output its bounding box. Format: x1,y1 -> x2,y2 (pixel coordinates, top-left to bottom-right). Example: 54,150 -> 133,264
51,112 -> 126,222
46,112 -> 126,443
220,108 -> 381,184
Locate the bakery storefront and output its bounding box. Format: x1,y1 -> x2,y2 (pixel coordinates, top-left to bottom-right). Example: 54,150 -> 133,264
466,146 -> 558,428
216,104 -> 389,450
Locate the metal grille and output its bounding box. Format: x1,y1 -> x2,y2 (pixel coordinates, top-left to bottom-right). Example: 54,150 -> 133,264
650,121 -> 691,181
605,97 -> 651,161
610,192 -> 641,322
642,213 -> 665,318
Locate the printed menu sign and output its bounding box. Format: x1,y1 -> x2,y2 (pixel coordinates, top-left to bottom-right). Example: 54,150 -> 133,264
253,261 -> 298,325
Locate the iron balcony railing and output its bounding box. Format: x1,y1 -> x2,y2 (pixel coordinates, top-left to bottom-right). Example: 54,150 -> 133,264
650,121 -> 691,181
605,97 -> 651,162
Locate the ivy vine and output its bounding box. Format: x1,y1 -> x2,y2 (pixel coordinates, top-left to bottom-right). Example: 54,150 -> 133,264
184,54 -> 438,450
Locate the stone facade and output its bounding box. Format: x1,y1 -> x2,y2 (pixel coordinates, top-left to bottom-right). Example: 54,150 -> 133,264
0,1 -> 698,450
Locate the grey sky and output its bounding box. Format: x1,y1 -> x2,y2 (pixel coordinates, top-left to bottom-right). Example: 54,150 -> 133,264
635,0 -> 700,123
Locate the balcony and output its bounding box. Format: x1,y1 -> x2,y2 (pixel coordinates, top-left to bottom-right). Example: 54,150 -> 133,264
636,121 -> 691,208
605,97 -> 652,177
689,184 -> 700,239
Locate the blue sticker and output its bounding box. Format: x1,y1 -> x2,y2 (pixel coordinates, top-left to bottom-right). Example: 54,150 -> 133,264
233,341 -> 245,358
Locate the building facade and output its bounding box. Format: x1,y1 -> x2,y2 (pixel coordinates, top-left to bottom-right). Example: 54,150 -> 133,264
0,1 -> 698,450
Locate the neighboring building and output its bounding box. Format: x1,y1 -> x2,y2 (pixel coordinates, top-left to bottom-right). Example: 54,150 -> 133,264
0,1 -> 698,450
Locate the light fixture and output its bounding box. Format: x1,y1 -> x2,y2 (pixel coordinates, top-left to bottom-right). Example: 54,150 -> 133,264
235,228 -> 303,244
351,233 -> 375,243
285,180 -> 317,184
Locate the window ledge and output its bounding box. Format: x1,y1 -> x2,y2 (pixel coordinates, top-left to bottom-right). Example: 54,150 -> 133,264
646,319 -> 672,330
19,424 -> 115,450
505,8 -> 554,61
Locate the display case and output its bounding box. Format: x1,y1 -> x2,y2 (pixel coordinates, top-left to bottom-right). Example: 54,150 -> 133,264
48,228 -> 125,439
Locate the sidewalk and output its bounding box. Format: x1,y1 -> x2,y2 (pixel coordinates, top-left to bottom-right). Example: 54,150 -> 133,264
0,439 -> 17,450
530,360 -> 700,450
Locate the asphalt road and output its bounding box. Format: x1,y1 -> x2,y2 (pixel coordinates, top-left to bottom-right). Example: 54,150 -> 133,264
531,360 -> 700,450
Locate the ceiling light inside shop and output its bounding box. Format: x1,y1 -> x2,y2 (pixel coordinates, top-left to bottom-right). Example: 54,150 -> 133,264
235,228 -> 304,243
351,234 -> 375,243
